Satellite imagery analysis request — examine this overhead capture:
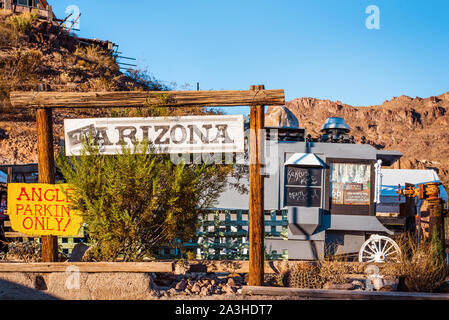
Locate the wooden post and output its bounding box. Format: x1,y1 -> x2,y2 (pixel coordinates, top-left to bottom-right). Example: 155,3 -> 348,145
428,198 -> 445,260
249,85 -> 265,286
36,85 -> 58,262
7,167 -> 12,184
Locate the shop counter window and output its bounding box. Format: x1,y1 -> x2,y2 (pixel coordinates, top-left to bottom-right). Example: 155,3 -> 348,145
330,163 -> 371,206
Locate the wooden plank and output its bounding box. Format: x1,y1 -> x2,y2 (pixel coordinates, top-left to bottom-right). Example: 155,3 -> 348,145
0,262 -> 174,273
4,232 -> 39,238
9,89 -> 285,109
242,286 -> 449,300
248,85 -> 265,286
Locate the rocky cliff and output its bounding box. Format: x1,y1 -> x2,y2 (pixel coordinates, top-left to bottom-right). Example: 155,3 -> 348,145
266,93 -> 449,191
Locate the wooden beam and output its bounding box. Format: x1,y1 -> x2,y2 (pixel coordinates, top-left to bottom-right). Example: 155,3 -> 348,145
0,262 -> 174,273
248,85 -> 265,286
242,286 -> 449,300
9,89 -> 285,109
36,85 -> 58,263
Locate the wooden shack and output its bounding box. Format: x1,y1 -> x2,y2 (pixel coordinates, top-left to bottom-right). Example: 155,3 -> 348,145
0,0 -> 55,21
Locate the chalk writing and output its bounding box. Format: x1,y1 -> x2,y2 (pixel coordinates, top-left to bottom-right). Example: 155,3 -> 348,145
285,187 -> 321,207
286,167 -> 322,186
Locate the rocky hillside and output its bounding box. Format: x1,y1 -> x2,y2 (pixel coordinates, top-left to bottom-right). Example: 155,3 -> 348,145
0,11 -> 202,165
266,93 -> 449,191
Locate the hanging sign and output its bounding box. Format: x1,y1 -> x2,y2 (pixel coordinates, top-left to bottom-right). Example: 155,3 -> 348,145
64,115 -> 245,156
7,183 -> 83,236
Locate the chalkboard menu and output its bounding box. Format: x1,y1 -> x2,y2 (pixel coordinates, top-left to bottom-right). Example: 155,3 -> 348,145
285,187 -> 321,207
286,167 -> 322,187
285,166 -> 322,207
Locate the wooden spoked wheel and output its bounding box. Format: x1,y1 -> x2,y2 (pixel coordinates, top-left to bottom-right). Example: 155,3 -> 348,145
358,234 -> 401,263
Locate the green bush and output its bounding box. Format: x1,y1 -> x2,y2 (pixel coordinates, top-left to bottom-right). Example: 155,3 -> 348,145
56,140 -> 231,262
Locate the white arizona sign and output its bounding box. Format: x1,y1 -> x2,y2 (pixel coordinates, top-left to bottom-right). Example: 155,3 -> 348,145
64,115 -> 244,156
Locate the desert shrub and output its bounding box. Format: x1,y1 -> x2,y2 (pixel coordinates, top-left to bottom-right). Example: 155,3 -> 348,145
6,12 -> 38,33
80,77 -> 119,92
5,241 -> 41,262
317,245 -> 352,285
74,45 -> 119,78
123,68 -> 170,91
394,234 -> 448,292
0,48 -> 42,85
56,139 -> 231,262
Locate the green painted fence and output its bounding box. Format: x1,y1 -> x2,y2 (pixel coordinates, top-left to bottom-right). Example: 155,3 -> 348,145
157,210 -> 289,260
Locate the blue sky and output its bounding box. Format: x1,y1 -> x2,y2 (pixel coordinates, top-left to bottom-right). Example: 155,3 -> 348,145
51,0 -> 449,115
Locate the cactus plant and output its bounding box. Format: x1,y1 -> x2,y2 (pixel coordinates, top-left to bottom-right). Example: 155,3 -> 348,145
288,268 -> 323,289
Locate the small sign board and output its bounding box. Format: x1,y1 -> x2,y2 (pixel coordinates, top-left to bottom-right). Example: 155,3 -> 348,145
7,184 -> 83,236
64,115 -> 245,156
285,187 -> 321,207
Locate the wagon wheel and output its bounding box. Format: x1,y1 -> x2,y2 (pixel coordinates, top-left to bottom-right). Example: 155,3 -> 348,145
358,235 -> 401,263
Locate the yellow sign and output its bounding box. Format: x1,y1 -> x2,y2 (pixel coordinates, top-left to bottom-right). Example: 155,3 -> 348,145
7,184 -> 83,236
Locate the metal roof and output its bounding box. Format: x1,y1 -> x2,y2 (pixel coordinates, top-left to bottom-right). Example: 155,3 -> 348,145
380,169 -> 448,204
284,153 -> 326,167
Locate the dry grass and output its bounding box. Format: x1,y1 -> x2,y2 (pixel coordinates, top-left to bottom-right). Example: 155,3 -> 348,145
73,45 -> 119,78
317,257 -> 351,285
6,12 -> 38,33
392,234 -> 448,292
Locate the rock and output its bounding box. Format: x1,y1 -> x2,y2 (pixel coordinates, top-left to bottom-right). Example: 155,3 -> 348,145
167,288 -> 177,296
323,282 -> 355,290
174,261 -> 189,275
223,285 -> 237,294
351,280 -> 364,290
379,286 -> 395,292
382,277 -> 399,291
68,243 -> 90,262
227,278 -> 236,287
191,283 -> 201,294
265,106 -> 300,128
200,287 -> 210,296
175,279 -> 187,291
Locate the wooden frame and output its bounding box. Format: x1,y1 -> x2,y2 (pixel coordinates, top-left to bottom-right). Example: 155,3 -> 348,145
324,158 -> 375,216
9,86 -> 285,287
